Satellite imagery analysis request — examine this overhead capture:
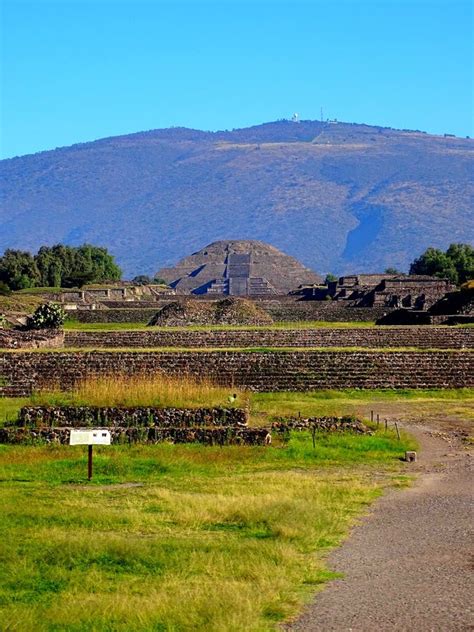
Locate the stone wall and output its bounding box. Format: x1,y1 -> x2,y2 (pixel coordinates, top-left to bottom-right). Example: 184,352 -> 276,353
0,329 -> 64,349
100,301 -> 166,309
68,308 -> 159,323
64,326 -> 473,349
18,406 -> 247,428
255,298 -> 393,322
0,425 -> 270,446
271,416 -> 370,433
1,350 -> 472,395
67,299 -> 393,323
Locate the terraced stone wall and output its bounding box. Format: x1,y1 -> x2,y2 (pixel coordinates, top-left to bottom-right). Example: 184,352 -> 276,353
64,327 -> 473,349
67,299 -> 393,323
1,350 -> 472,396
255,298 -> 393,322
68,308 -> 159,323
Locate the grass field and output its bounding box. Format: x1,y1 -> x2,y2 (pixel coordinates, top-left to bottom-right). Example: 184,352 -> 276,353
1,384 -> 471,630
0,431 -> 414,631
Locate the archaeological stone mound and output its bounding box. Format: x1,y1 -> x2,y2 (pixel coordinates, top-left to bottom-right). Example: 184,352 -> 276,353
156,240 -> 321,296
148,297 -> 274,327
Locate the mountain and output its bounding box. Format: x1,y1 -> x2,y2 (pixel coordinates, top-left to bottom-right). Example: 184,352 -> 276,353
1,120 -> 473,277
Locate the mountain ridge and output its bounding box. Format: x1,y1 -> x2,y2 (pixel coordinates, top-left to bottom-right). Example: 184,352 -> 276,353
1,119 -> 473,277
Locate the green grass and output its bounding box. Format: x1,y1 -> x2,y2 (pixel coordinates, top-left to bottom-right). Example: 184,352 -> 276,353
63,320 -> 474,332
1,386 -> 469,629
250,388 -> 474,422
64,320 -> 152,330
0,397 -> 30,426
64,320 -> 379,331
14,287 -> 63,295
0,430 -> 414,631
4,345 -> 472,354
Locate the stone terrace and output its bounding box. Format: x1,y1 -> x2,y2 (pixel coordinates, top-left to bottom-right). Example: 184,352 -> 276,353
1,350 -> 472,396
64,326 -> 474,349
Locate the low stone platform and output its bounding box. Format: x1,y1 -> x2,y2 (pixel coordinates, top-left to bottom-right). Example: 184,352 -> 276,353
0,425 -> 271,446
64,326 -> 474,349
18,406 -> 248,428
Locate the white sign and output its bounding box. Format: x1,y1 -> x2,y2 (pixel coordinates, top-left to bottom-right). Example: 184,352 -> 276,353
69,429 -> 111,446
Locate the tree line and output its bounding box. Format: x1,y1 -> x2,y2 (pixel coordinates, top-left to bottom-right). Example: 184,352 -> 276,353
409,243 -> 473,285
0,241 -> 472,293
325,243 -> 473,286
0,244 -> 122,291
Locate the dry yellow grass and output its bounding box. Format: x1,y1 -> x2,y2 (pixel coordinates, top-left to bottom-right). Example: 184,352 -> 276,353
32,374 -> 246,409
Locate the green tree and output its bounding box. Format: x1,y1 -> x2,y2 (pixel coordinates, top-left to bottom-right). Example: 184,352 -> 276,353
73,244 -> 121,283
446,243 -> 474,284
35,243 -> 122,288
324,273 -> 338,285
410,243 -> 474,285
36,246 -> 62,287
385,267 -> 402,275
0,249 -> 40,290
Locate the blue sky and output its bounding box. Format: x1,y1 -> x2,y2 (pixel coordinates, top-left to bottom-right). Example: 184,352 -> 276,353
1,0 -> 472,158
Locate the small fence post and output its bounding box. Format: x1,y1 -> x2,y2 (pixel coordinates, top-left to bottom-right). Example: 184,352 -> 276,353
394,422 -> 401,441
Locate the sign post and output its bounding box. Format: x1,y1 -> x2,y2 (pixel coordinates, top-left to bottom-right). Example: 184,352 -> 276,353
69,429 -> 111,480
88,444 -> 93,480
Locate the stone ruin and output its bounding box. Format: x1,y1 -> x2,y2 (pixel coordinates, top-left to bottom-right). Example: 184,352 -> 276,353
325,274 -> 455,309
0,405 -> 272,446
148,297 -> 273,327
377,284 -> 474,325
271,416 -> 371,434
0,328 -> 64,349
156,240 -> 321,296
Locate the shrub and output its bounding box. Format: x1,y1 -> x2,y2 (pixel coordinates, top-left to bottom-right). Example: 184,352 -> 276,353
0,281 -> 11,296
27,303 -> 66,330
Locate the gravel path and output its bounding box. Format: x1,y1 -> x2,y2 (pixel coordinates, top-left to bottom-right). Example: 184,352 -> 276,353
286,426 -> 474,631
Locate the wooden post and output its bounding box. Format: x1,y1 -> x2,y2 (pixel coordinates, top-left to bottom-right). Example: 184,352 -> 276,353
371,410 -> 374,423
311,423 -> 317,449
376,413 -> 380,427
88,445 -> 93,480
395,422 -> 401,441
385,419 -> 388,432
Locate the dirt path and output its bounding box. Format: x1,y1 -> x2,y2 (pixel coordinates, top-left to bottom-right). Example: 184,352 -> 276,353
286,425 -> 474,631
